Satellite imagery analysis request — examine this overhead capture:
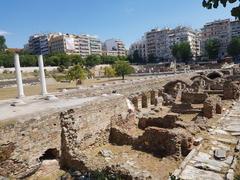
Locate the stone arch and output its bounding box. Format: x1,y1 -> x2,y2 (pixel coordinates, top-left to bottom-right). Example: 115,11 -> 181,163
39,148 -> 59,161
191,75 -> 213,83
163,80 -> 192,98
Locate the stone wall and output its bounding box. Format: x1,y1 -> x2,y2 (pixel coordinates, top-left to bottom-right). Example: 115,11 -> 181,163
0,95 -> 132,178
0,112 -> 61,178
60,95 -> 132,171
181,92 -> 208,104
223,81 -> 240,100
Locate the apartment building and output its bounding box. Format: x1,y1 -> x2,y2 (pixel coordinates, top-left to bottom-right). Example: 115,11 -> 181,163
89,36 -> 102,55
49,34 -> 80,55
26,33 -> 57,55
201,19 -> 231,59
78,35 -> 91,58
129,37 -> 147,61
230,20 -> 240,38
144,26 -> 200,62
169,26 -> 201,59
103,39 -> 126,56
26,33 -> 102,57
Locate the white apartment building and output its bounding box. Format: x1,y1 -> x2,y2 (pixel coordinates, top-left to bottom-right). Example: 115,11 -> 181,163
49,34 -> 80,55
144,26 -> 200,62
50,34 -> 102,57
89,36 -> 102,55
103,39 -> 126,56
169,27 -> 201,59
25,33 -> 102,57
26,33 -> 60,55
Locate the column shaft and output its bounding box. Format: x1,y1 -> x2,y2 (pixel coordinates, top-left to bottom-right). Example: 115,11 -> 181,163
38,55 -> 48,95
14,54 -> 24,98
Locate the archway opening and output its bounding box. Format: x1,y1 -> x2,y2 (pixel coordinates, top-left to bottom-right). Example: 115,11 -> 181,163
39,148 -> 59,161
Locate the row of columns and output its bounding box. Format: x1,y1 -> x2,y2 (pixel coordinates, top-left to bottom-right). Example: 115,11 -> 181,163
14,54 -> 48,98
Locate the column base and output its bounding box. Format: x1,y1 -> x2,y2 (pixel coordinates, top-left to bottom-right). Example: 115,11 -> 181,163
10,99 -> 26,106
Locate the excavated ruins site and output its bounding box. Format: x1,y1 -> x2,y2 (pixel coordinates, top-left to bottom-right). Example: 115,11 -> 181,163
1,67 -> 240,179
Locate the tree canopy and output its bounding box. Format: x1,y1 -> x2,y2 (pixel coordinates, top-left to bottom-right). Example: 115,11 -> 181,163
204,39 -> 221,60
113,61 -> 135,80
0,50 -> 129,68
0,36 -> 7,52
66,65 -> 87,85
104,66 -> 116,78
227,37 -> 240,61
171,42 -> 192,64
202,0 -> 240,19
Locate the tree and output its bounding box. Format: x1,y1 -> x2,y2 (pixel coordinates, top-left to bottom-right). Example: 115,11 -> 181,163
85,55 -> 101,67
101,55 -> 119,64
66,65 -> 87,86
202,0 -> 240,19
148,54 -> 157,64
171,42 -> 192,63
113,61 -> 135,80
104,66 -> 116,78
130,50 -> 144,64
205,39 -> 220,60
227,37 -> 240,61
0,36 -> 7,52
69,54 -> 84,65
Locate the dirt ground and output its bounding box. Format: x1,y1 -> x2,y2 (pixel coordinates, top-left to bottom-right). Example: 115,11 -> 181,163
82,144 -> 181,180
0,77 -> 129,100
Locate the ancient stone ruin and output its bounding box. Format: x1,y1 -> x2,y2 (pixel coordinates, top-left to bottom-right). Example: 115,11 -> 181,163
0,63 -> 240,179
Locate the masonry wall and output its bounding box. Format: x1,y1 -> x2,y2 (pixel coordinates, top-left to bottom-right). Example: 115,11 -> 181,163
0,95 -> 131,178
0,112 -> 61,178
60,95 -> 131,171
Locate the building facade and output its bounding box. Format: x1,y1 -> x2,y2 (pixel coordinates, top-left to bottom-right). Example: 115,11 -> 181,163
26,33 -> 102,57
169,27 -> 201,60
103,39 -> 126,56
89,36 -> 102,56
26,33 -> 56,55
133,26 -> 200,62
201,19 -> 231,59
49,34 -> 80,55
129,37 -> 147,62
201,19 -> 240,59
230,20 -> 240,38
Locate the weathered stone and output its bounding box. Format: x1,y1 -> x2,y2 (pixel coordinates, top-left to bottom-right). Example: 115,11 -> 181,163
223,81 -> 240,100
214,149 -> 226,160
136,127 -> 193,157
138,113 -> 179,129
181,92 -> 208,104
193,137 -> 203,146
99,149 -> 113,158
216,103 -> 222,114
226,169 -> 234,180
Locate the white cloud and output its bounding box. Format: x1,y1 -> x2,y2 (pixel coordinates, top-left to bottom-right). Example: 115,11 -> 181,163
0,30 -> 9,36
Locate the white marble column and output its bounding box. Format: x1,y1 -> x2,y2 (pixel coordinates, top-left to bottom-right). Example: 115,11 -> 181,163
14,54 -> 25,98
38,55 -> 48,96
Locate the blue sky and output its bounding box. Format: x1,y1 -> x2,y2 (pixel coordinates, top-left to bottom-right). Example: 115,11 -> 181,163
0,0 -> 237,48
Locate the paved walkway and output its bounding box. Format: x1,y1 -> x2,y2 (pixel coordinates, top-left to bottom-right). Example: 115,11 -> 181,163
173,101 -> 240,180
0,95 -> 98,122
